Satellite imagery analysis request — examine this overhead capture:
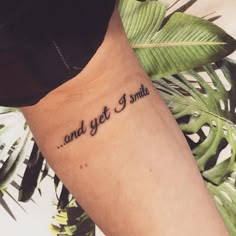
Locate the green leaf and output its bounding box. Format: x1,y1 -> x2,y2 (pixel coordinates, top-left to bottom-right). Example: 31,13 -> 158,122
154,59 -> 236,184
207,177 -> 236,235
118,0 -> 168,45
118,0 -> 236,77
51,199 -> 95,236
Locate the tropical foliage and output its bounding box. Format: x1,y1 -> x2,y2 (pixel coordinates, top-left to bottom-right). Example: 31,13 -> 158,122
51,199 -> 94,236
0,0 -> 235,235
118,0 -> 235,77
154,58 -> 236,234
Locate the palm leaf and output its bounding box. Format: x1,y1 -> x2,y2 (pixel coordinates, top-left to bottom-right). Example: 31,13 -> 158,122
154,58 -> 236,185
118,0 -> 236,77
0,127 -> 32,188
0,191 -> 16,220
51,199 -> 95,236
18,142 -> 45,202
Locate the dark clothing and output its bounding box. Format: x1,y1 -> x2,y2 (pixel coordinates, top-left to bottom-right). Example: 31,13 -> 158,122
0,0 -> 116,107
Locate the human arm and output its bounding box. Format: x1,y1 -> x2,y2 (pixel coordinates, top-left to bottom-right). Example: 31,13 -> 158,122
20,8 -> 229,236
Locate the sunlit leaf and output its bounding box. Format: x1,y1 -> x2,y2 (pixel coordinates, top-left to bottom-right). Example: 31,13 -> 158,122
119,0 -> 236,77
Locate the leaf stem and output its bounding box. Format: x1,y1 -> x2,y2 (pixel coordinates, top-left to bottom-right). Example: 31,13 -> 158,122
132,41 -> 226,49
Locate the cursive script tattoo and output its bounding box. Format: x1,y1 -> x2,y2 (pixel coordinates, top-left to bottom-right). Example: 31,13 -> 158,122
90,106 -> 111,136
114,94 -> 127,113
130,84 -> 150,104
57,84 -> 150,149
64,120 -> 86,144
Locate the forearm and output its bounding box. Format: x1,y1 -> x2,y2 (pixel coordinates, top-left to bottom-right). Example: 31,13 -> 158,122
21,9 -> 229,236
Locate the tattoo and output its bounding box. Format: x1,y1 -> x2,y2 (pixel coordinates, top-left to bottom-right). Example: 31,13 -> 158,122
130,84 -> 150,104
114,93 -> 127,113
57,84 -> 150,149
90,106 -> 111,136
64,120 -> 86,145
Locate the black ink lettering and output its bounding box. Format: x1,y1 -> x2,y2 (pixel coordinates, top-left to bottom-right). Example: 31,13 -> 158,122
135,91 -> 142,100
115,94 -> 127,113
130,95 -> 135,104
78,120 -> 87,136
71,131 -> 78,139
64,120 -> 86,144
103,106 -> 111,120
130,91 -> 142,104
90,106 -> 111,136
57,85 -> 150,149
90,118 -> 99,136
129,84 -> 150,104
99,106 -> 111,124
64,135 -> 72,144
99,114 -> 106,124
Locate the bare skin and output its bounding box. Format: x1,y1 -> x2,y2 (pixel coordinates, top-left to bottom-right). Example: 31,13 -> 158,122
21,8 -> 229,236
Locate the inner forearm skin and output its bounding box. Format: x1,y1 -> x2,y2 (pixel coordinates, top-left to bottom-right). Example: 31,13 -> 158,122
21,8 -> 229,236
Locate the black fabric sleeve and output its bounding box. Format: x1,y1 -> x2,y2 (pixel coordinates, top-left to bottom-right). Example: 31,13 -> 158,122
0,0 -> 116,107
